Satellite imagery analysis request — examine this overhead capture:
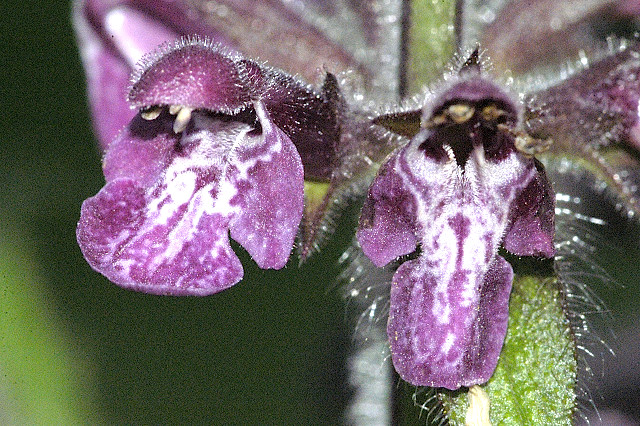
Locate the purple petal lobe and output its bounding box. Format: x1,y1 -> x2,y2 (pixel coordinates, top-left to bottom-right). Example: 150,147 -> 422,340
388,255 -> 513,389
229,102 -> 304,269
373,142 -> 534,388
357,153 -> 418,267
503,160 -> 555,258
77,178 -> 243,295
78,105 -> 302,295
359,75 -> 555,388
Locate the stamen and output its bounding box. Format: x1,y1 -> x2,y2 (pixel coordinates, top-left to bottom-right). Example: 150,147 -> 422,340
424,104 -> 475,128
140,106 -> 162,120
168,104 -> 194,133
481,104 -> 505,122
514,133 -> 552,156
426,113 -> 448,127
498,124 -> 553,156
447,104 -> 475,123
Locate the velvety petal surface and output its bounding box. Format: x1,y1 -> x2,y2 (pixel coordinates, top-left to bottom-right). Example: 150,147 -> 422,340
388,255 -> 513,389
228,103 -> 304,269
77,103 -> 303,295
356,157 -> 418,267
129,40 -> 250,113
502,160 -> 556,258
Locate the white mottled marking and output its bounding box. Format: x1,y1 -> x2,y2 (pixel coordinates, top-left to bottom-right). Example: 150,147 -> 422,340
441,332 -> 456,355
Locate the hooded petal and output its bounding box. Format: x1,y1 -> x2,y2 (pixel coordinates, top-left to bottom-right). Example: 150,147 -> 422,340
74,0 -> 246,149
129,38 -> 339,180
74,0 -> 403,150
77,104 -> 303,295
128,39 -> 250,113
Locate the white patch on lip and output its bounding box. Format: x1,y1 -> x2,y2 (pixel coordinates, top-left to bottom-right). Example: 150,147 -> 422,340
399,140 -> 537,330
431,220 -> 455,324
228,101 -> 284,181
113,115 -> 251,274
441,332 -> 456,355
146,168 -> 197,228
104,104 -> 294,282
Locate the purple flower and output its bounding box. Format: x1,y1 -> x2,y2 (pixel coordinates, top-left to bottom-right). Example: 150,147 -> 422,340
357,58 -> 555,389
73,0 -> 388,295
76,39 -> 329,295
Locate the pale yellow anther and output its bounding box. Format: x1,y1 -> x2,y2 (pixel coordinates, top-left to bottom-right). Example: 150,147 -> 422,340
447,104 -> 475,123
141,107 -> 161,121
481,104 -> 505,122
497,124 -> 553,157
173,107 -> 193,133
430,113 -> 448,126
169,104 -> 182,115
465,385 -> 491,426
514,133 -> 553,156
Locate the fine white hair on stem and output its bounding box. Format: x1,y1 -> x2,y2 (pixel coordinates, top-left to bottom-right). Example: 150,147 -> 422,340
338,239 -> 450,424
412,387 -> 448,426
338,239 -> 395,425
545,153 -> 638,424
555,209 -> 615,425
